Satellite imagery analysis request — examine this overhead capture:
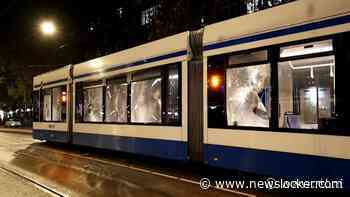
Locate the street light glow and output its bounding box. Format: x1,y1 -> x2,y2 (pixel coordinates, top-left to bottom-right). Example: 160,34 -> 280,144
40,21 -> 56,35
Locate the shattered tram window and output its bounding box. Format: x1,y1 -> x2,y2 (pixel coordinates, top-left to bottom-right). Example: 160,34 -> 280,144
52,87 -> 63,121
131,71 -> 162,124
226,64 -> 271,127
83,85 -> 103,122
105,78 -> 128,123
43,89 -> 52,121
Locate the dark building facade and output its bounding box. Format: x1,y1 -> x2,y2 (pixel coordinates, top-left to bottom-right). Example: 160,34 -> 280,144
0,0 -> 296,109
68,0 -> 297,65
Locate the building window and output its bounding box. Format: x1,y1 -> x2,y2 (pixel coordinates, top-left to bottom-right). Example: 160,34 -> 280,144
246,0 -> 292,14
278,40 -> 335,130
83,83 -> 104,122
246,0 -> 258,14
141,5 -> 160,26
131,70 -> 162,123
116,7 -> 123,18
105,78 -> 128,123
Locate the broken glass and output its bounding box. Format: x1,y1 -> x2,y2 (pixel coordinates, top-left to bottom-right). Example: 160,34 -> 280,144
83,87 -> 103,122
105,80 -> 128,123
131,78 -> 162,123
226,64 -> 271,127
43,89 -> 52,121
52,87 -> 62,121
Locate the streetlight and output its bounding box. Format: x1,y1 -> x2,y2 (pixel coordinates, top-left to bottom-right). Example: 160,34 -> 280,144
40,21 -> 56,36
38,19 -> 74,63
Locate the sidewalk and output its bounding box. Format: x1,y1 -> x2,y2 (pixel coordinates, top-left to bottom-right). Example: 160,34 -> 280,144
0,127 -> 32,135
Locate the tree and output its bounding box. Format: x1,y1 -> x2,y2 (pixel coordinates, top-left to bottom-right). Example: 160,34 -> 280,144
0,42 -> 33,110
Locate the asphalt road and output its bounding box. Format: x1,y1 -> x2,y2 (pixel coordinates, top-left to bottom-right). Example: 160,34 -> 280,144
0,130 -> 254,197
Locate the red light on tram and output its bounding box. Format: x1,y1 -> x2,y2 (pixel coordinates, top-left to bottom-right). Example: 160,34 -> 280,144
210,75 -> 221,89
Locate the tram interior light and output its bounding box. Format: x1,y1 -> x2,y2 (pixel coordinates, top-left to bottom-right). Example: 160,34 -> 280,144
62,92 -> 67,102
280,40 -> 333,58
330,65 -> 334,78
0,110 -> 4,120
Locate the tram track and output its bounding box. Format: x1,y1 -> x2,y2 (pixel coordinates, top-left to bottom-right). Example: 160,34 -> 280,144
17,143 -> 256,197
0,165 -> 67,197
0,131 -> 256,197
0,131 -> 267,196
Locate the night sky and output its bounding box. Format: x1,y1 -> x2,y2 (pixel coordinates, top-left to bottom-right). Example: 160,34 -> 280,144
0,0 -> 126,65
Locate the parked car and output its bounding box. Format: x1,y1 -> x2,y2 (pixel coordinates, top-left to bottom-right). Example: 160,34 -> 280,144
4,119 -> 22,128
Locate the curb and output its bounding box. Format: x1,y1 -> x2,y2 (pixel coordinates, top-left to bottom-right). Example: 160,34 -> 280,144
0,128 -> 32,135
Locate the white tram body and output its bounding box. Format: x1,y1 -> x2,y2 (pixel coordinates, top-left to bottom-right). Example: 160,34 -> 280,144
33,0 -> 350,186
203,0 -> 350,179
33,65 -> 70,141
72,32 -> 189,159
34,32 -> 190,160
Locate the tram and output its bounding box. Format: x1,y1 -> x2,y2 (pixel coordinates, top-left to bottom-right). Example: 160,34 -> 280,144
33,0 -> 350,186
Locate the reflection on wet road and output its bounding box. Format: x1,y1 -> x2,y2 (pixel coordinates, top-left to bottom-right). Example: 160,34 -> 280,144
0,167 -> 52,197
0,132 -> 249,197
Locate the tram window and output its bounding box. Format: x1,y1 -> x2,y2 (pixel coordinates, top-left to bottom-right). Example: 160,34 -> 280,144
278,55 -> 335,130
39,86 -> 67,122
333,32 -> 350,130
52,86 -> 67,122
280,40 -> 333,58
165,64 -> 180,124
226,64 -> 271,127
33,91 -> 40,122
208,55 -> 226,128
83,85 -> 104,122
132,70 -> 161,81
131,71 -> 162,123
43,89 -> 52,121
105,78 -> 128,123
229,50 -> 268,65
75,83 -> 84,123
